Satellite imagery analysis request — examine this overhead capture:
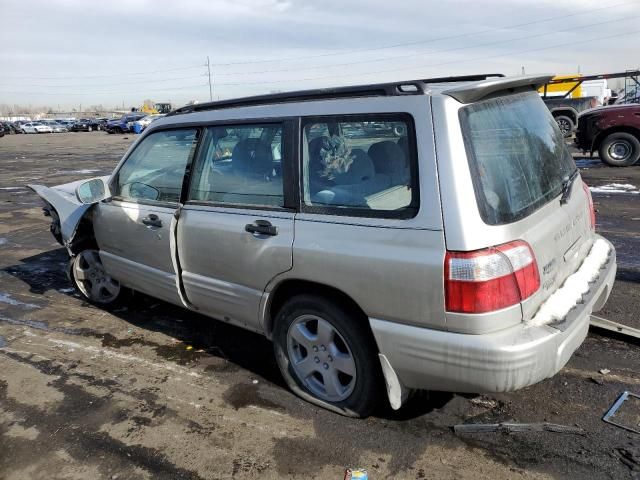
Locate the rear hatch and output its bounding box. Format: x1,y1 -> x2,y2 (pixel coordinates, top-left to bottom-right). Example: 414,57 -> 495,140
459,91 -> 595,321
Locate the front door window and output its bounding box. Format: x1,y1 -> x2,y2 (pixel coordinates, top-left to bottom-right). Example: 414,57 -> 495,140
115,129 -> 198,203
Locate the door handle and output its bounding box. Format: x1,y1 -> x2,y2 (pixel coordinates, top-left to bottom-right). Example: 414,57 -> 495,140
142,214 -> 162,228
245,219 -> 278,236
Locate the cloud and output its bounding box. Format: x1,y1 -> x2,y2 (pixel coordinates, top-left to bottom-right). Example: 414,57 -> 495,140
0,0 -> 638,108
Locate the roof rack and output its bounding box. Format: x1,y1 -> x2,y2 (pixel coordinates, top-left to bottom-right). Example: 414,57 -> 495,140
167,73 -> 505,116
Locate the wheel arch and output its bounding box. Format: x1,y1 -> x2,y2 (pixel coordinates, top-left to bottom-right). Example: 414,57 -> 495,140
550,107 -> 578,124
592,126 -> 640,152
264,279 -> 373,342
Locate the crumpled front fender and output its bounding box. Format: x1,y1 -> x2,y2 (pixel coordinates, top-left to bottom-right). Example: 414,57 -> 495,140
28,176 -> 109,245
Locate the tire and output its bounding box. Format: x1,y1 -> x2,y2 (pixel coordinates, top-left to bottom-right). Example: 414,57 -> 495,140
273,294 -> 384,417
69,249 -> 124,306
393,125 -> 406,137
554,115 -> 574,137
87,126 -> 92,132
598,132 -> 640,167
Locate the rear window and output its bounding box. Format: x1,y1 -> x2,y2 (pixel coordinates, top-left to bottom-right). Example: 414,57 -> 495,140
460,92 -> 576,225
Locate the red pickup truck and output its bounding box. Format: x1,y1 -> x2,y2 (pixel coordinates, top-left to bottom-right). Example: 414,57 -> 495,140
575,104 -> 640,167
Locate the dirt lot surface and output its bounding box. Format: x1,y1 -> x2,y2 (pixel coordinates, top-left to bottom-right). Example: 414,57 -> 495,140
0,132 -> 639,480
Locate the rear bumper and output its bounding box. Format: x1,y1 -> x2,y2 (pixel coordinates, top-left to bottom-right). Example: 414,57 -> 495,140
370,238 -> 616,394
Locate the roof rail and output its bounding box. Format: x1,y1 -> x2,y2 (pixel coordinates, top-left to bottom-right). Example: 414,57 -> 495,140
443,74 -> 554,103
167,73 -> 506,116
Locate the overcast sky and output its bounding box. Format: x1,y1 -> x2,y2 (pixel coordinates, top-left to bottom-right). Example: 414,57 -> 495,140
0,0 -> 638,110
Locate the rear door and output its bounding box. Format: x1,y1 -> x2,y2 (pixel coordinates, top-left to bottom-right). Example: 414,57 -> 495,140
93,128 -> 199,305
177,121 -> 295,332
457,92 -> 594,320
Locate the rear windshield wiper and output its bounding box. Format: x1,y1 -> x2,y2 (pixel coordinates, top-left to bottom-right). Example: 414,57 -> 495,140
560,169 -> 579,205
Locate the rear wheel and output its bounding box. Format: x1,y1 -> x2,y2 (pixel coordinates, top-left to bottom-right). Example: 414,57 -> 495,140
70,249 -> 123,305
273,294 -> 384,417
599,132 -> 640,167
554,115 -> 574,137
87,126 -> 93,132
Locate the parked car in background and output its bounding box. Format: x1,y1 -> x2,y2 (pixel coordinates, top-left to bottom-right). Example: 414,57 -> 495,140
29,75 -> 616,417
0,121 -> 22,134
542,96 -> 599,137
0,123 -> 5,138
575,103 -> 640,167
70,118 -> 101,132
105,113 -> 147,134
132,113 -> 165,133
21,122 -> 53,134
41,120 -> 68,133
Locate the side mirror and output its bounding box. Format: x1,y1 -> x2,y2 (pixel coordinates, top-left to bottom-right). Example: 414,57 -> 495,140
76,178 -> 111,204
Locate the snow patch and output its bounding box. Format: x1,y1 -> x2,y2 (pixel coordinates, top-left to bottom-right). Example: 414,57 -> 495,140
0,293 -> 39,309
0,187 -> 26,191
0,238 -> 7,246
590,183 -> 639,194
529,239 -> 611,327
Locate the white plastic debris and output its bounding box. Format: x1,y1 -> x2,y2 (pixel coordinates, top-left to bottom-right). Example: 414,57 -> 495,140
599,369 -> 611,375
529,239 -> 610,326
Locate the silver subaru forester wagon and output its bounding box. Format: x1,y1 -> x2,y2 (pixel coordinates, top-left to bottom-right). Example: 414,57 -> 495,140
31,74 -> 616,417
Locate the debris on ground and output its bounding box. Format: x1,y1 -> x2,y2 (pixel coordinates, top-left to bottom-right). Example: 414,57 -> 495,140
454,422 -> 585,435
590,315 -> 640,341
470,396 -> 499,409
602,391 -> 640,434
344,468 -> 368,479
600,369 -> 611,375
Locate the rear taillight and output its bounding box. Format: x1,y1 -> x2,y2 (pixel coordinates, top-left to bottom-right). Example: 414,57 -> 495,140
582,180 -> 596,230
444,240 -> 540,314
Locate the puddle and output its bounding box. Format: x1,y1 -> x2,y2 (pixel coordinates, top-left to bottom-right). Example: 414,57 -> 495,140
154,343 -> 207,365
0,293 -> 39,309
575,159 -> 603,168
0,336 -> 5,348
0,238 -> 7,246
223,382 -> 284,412
0,314 -> 48,331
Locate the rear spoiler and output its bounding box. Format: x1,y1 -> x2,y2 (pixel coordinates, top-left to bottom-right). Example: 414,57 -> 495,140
443,74 -> 554,104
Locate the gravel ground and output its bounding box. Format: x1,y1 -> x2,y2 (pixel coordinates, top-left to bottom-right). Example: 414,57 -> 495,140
0,132 -> 638,480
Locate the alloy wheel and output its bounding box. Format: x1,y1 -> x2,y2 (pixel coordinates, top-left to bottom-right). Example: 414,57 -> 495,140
287,314 -> 357,402
73,250 -> 120,303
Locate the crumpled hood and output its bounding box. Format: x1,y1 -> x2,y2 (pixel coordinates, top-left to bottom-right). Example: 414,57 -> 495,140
27,175 -> 110,245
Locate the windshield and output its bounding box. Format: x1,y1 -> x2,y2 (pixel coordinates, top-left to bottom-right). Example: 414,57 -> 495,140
460,92 -> 577,225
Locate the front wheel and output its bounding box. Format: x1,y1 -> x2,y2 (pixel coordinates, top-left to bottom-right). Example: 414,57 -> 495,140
599,132 -> 640,167
70,250 -> 123,305
87,126 -> 93,132
273,294 -> 384,417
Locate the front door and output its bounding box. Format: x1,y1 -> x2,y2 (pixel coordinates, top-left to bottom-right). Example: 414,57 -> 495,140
94,128 -> 199,305
177,122 -> 295,331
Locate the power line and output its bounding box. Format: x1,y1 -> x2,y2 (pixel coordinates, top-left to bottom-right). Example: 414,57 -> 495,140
207,0 -> 638,66
213,14 -> 640,77
213,28 -> 640,87
0,64 -> 204,81
0,74 -> 207,89
0,83 -> 209,97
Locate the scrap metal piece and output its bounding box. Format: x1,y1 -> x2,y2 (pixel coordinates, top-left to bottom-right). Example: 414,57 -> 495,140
603,391 -> 640,434
590,315 -> 640,340
454,422 -> 584,435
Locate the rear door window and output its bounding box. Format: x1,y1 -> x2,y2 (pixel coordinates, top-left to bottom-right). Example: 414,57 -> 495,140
301,115 -> 418,218
460,92 -> 576,225
189,124 -> 284,208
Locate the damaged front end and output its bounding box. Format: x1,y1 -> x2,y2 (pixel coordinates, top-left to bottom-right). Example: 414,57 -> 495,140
28,176 -> 110,254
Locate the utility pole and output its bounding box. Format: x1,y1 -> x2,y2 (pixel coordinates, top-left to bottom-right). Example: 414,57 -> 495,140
206,56 -> 213,102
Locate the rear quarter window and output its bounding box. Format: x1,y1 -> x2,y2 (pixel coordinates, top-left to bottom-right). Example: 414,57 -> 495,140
459,92 -> 576,225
